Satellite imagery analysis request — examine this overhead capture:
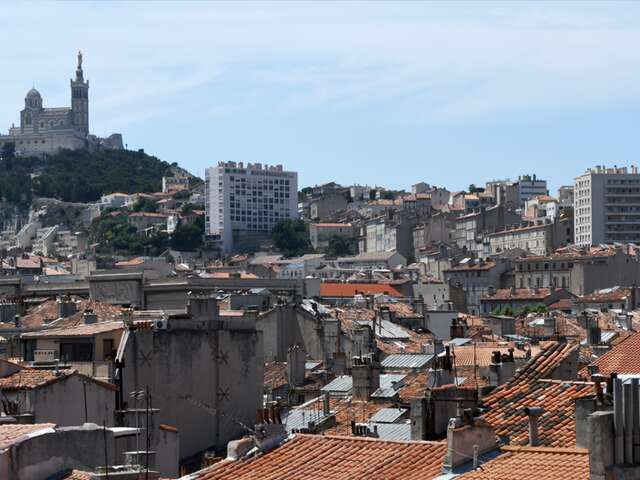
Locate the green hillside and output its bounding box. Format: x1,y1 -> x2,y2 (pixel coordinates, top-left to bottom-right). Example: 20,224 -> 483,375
0,147 -> 179,205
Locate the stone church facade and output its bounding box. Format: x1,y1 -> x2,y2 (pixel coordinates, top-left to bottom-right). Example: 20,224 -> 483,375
0,52 -> 123,156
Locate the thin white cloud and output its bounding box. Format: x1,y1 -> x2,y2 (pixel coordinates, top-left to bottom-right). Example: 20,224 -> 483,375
2,2 -> 640,133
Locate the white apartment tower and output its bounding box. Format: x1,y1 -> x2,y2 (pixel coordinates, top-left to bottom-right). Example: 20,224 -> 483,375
574,165 -> 640,247
205,161 -> 298,252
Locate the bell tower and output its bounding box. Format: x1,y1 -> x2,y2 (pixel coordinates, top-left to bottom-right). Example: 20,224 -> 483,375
70,51 -> 89,135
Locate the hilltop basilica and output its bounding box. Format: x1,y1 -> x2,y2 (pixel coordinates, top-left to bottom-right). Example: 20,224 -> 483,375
0,52 -> 123,156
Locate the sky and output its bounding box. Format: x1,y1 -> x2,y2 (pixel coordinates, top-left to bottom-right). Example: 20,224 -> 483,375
2,2 -> 640,193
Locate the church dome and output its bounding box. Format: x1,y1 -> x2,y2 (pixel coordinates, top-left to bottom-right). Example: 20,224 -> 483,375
26,88 -> 41,99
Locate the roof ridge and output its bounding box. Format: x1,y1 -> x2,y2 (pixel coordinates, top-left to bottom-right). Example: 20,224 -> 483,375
298,433 -> 445,446
501,445 -> 589,455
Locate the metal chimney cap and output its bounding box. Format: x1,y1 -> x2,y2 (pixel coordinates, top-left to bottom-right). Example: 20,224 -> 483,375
523,406 -> 544,416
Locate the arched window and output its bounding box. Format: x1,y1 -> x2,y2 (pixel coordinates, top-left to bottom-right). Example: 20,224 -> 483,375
40,121 -> 44,128
25,113 -> 32,125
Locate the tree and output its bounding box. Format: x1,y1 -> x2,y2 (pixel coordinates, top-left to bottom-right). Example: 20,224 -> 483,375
170,223 -> 203,251
180,202 -> 195,215
325,236 -> 352,256
1,142 -> 15,161
271,219 -> 310,257
132,197 -> 158,213
172,189 -> 190,200
380,191 -> 395,200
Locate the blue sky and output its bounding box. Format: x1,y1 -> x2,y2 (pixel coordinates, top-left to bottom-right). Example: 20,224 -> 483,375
2,2 -> 640,193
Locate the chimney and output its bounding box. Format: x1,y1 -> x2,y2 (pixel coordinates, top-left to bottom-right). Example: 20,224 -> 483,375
57,295 -> 77,319
83,308 -> 97,325
351,355 -> 380,401
286,344 -> 306,387
443,416 -> 498,470
378,306 -> 391,323
410,398 -> 427,441
187,292 -> 219,321
332,352 -> 347,375
523,407 -> 544,446
450,318 -> 467,340
322,391 -> 330,416
440,346 -> 453,372
588,317 -> 602,346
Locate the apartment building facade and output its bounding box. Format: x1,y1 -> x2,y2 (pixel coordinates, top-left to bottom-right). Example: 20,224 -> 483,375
487,217 -> 573,257
574,165 -> 640,247
517,174 -> 548,206
205,161 -> 298,252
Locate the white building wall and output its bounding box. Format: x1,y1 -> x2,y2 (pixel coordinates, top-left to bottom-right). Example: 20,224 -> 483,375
206,162 -> 298,252
574,166 -> 640,247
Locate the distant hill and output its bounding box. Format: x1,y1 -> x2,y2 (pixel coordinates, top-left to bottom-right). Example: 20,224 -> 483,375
0,148 -> 191,205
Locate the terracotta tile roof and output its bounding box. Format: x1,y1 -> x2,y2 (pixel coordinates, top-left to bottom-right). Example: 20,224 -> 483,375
0,369 -> 116,392
582,331 -> 640,377
517,245 -> 617,262
19,299 -> 123,330
483,379 -> 594,447
479,343 -> 590,448
128,212 -> 168,218
398,371 -> 429,401
199,271 -> 258,279
21,320 -> 124,339
503,342 -> 577,385
320,283 -> 403,298
192,434 -> 447,480
0,423 -> 55,449
264,362 -> 288,391
483,288 -> 552,301
447,343 -> 530,368
115,256 -> 146,267
377,302 -> 423,319
548,298 -> 573,311
16,256 -> 42,270
0,368 -> 72,390
62,470 -> 92,480
459,446 -> 589,479
577,286 -> 630,303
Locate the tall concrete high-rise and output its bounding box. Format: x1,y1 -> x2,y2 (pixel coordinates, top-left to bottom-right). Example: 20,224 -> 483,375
205,161 -> 298,252
574,165 -> 640,246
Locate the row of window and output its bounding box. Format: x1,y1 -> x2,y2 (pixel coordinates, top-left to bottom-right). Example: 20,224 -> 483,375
517,262 -> 573,271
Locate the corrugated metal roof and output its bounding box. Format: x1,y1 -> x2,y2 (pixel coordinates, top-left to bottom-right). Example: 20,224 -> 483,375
305,361 -> 322,371
321,375 -> 353,393
369,408 -> 407,424
369,421 -> 411,441
356,319 -> 410,340
381,354 -> 433,369
282,409 -> 330,433
371,373 -> 407,398
580,331 -> 617,346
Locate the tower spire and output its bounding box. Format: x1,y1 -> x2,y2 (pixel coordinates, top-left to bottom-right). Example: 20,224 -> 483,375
75,50 -> 84,82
